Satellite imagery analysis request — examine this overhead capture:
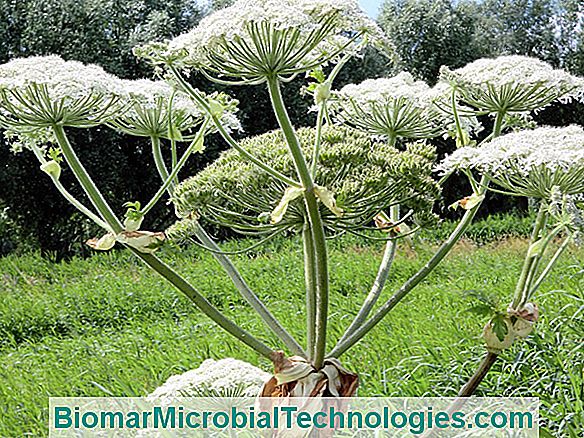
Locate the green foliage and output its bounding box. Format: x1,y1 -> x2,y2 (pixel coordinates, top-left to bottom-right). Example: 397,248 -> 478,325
170,127 -> 439,238
0,233 -> 581,435
379,0 -> 584,78
421,211 -> 536,244
473,0 -> 560,65
378,0 -> 480,83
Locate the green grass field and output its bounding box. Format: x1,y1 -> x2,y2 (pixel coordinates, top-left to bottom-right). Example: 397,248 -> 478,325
0,228 -> 582,436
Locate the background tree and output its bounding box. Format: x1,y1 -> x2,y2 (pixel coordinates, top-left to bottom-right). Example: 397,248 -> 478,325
378,0 -> 480,83
472,0 -> 561,65
2,0 -> 584,257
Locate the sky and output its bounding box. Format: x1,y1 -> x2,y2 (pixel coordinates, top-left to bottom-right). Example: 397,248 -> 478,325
359,0 -> 383,18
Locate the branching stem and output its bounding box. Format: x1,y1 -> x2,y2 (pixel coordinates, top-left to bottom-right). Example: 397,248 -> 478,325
267,75 -> 329,369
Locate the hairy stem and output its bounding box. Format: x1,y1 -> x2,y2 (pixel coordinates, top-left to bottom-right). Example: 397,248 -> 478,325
169,66 -> 301,188
338,205 -> 399,344
192,222 -> 306,357
52,125 -> 275,359
302,222 -> 317,358
267,75 -> 329,369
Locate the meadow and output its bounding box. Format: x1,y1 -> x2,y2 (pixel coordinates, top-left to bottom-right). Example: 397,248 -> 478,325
0,215 -> 582,436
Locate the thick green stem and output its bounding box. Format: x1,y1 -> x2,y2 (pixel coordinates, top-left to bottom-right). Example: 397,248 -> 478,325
193,222 -> 306,357
511,204 -> 547,309
169,66 -> 301,188
53,125 -> 124,234
338,205 -> 399,344
302,223 -> 317,358
310,102 -> 326,179
134,251 -> 276,359
52,125 -> 275,359
142,123 -> 208,216
529,235 -> 571,296
151,136 -> 174,191
267,76 -> 329,369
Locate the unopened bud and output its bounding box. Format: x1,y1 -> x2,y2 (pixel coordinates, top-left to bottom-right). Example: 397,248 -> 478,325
314,83 -> 331,105
208,100 -> 224,119
483,317 -> 514,353
124,215 -> 144,232
40,160 -> 61,180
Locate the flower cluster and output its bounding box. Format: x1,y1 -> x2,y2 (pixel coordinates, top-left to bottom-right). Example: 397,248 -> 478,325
438,126 -> 584,198
331,72 -> 482,143
148,358 -> 270,400
169,126 -> 439,239
110,79 -> 241,138
331,73 -> 439,141
0,55 -> 125,128
134,0 -> 390,82
440,56 -> 584,113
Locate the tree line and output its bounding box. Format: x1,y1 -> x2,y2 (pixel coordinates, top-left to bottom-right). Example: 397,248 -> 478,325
0,0 -> 582,257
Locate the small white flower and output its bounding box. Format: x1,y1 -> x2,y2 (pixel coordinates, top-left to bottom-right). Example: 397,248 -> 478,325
148,358 -> 270,401
0,55 -> 126,128
331,73 -> 446,140
437,125 -> 584,198
439,56 -> 584,113
135,0 -> 391,82
111,79 -> 241,138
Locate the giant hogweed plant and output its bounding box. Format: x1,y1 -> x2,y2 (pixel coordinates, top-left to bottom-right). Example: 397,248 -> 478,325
0,0 -> 583,400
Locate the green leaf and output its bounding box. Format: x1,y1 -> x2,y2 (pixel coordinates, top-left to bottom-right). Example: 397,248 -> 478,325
48,147 -> 63,163
309,68 -> 326,84
467,304 -> 494,317
492,313 -> 509,342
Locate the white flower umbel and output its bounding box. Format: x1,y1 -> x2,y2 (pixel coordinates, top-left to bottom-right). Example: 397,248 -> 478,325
0,55 -> 126,128
438,125 -> 584,198
134,0 -> 390,84
148,358 -> 270,401
110,79 -> 241,138
331,72 -> 445,142
439,56 -> 584,114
